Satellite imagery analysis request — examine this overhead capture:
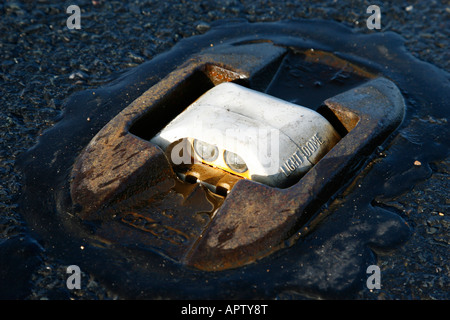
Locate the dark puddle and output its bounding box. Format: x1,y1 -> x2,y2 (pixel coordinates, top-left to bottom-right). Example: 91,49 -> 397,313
0,235 -> 42,299
16,20 -> 449,299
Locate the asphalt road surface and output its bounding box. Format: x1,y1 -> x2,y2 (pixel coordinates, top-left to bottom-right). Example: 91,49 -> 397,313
1,0 -> 448,300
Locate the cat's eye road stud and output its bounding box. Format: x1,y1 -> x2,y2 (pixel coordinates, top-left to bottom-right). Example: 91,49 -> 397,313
150,82 -> 341,190
70,42 -> 405,271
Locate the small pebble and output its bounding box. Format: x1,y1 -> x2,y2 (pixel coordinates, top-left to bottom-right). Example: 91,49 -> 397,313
196,21 -> 211,33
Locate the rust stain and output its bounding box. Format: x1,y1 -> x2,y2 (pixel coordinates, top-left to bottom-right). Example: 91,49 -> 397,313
303,49 -> 377,80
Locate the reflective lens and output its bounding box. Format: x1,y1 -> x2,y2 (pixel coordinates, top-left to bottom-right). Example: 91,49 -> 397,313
224,150 -> 248,173
193,139 -> 219,162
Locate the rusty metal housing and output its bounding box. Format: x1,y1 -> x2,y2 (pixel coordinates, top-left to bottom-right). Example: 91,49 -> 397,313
70,42 -> 405,271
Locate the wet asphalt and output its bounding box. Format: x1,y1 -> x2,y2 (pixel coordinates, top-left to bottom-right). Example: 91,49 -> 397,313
0,0 -> 448,300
